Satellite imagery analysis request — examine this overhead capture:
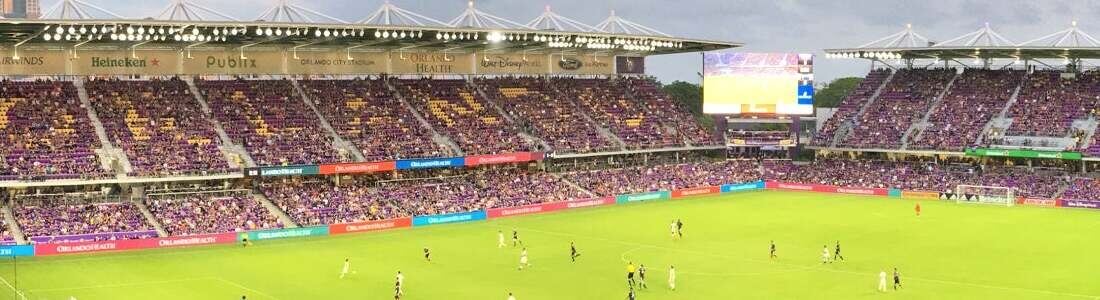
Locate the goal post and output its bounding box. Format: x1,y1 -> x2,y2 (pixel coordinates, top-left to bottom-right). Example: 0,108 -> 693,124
955,185 -> 1015,206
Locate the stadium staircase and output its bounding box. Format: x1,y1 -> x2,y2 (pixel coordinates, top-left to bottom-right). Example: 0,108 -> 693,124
551,173 -> 597,198
385,80 -> 465,156
254,193 -> 298,228
75,78 -> 134,175
1080,116 -> 1099,150
1,206 -> 27,244
290,79 -> 367,162
132,200 -> 169,237
467,79 -> 553,151
830,69 -> 896,148
183,76 -> 257,168
576,108 -> 627,150
903,70 -> 963,150
975,78 -> 1025,146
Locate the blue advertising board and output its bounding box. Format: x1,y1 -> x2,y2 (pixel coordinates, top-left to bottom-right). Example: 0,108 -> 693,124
396,157 -> 465,170
413,210 -> 487,226
721,180 -> 765,193
0,245 -> 35,257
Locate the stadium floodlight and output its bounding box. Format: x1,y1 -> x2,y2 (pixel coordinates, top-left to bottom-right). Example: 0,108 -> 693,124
79,26 -> 87,34
264,28 -> 273,36
399,31 -> 406,38
318,29 -> 325,37
231,28 -> 239,35
56,26 -> 64,34
382,31 -> 390,39
275,28 -> 283,36
255,28 -> 263,35
43,34 -> 51,41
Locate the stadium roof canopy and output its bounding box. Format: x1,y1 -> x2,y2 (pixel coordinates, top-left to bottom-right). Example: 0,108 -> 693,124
823,22 -> 1100,61
0,0 -> 739,56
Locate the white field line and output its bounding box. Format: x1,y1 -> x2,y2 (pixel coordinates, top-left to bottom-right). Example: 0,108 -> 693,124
0,273 -> 26,299
517,225 -> 1100,299
215,277 -> 281,300
25,277 -> 215,293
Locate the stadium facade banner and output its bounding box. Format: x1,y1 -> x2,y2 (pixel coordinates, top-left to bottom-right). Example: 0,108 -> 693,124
1060,199 -> 1100,210
564,197 -> 616,209
487,201 -> 568,218
329,218 -> 413,235
765,181 -> 888,196
615,191 -> 672,204
244,226 -> 330,241
721,180 -> 766,193
34,232 -> 238,256
412,210 -> 487,226
1019,198 -> 1058,207
287,51 -> 386,74
550,54 -> 615,75
464,152 -> 544,166
902,191 -> 941,200
72,50 -> 180,75
0,245 -> 35,257
390,52 -> 474,74
671,186 -> 720,198
395,157 -> 465,170
0,50 -> 66,74
183,51 -> 285,75
476,53 -> 550,74
964,148 -> 1083,160
318,161 -> 396,175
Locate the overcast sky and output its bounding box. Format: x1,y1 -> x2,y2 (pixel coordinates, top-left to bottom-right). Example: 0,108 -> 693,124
56,0 -> 1100,83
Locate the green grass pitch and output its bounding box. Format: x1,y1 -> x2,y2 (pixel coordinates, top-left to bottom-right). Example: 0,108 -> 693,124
1,190 -> 1098,300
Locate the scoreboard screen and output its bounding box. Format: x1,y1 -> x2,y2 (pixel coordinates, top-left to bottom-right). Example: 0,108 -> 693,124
703,52 -> 814,115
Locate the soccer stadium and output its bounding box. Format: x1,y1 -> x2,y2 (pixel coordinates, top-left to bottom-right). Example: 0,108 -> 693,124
0,0 -> 1097,299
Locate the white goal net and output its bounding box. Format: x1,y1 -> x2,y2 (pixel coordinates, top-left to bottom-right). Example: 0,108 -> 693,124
955,185 -> 1015,206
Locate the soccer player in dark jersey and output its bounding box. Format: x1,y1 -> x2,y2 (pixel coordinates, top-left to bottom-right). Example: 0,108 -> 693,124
512,229 -> 521,247
834,241 -> 844,261
394,281 -> 402,300
627,286 -> 637,300
893,268 -> 902,290
570,241 -> 581,262
770,240 -> 777,259
423,247 -> 431,262
676,219 -> 684,238
638,264 -> 648,289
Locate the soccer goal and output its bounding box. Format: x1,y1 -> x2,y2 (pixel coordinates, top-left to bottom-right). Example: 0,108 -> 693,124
955,185 -> 1015,206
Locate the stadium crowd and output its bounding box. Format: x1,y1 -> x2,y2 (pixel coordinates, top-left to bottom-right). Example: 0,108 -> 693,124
12,194 -> 155,243
148,193 -> 282,236
563,160 -> 761,196
0,80 -> 106,181
301,78 -> 449,161
198,79 -> 344,166
397,78 -> 532,155
261,168 -> 586,225
86,77 -> 232,176
476,77 -> 619,154
842,69 -> 955,149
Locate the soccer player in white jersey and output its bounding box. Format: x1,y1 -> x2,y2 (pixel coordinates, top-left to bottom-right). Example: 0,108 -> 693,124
822,245 -> 831,264
507,292 -> 516,300
670,221 -> 677,239
339,258 -> 351,279
878,270 -> 887,292
519,248 -> 530,270
498,230 -> 506,248
668,265 -> 677,290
